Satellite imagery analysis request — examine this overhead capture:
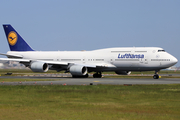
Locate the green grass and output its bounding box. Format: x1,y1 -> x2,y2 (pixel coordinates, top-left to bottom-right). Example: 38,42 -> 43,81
0,78 -> 63,82
0,85 -> 180,120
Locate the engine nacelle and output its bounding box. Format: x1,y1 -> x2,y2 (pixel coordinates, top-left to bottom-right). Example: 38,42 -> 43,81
115,71 -> 131,75
69,65 -> 87,76
30,62 -> 49,72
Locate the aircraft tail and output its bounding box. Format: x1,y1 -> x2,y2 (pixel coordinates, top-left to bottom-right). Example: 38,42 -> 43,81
3,24 -> 34,51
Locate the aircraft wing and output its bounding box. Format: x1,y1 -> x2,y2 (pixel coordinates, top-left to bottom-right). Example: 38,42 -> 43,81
0,57 -> 115,68
36,60 -> 115,68
34,60 -> 68,66
74,63 -> 116,68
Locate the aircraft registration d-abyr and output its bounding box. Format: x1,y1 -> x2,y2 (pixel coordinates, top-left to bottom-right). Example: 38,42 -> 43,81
0,24 -> 178,79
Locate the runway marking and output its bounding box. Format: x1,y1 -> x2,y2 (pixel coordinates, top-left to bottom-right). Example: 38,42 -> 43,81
93,81 -> 100,82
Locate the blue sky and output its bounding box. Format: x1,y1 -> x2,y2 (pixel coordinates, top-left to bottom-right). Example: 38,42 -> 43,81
0,0 -> 180,66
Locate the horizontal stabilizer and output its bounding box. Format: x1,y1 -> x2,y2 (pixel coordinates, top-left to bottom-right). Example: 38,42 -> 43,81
0,53 -> 23,58
0,58 -> 30,62
0,58 -> 68,66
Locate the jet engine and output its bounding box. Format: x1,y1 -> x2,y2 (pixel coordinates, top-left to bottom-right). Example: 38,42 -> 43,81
115,71 -> 131,75
30,62 -> 49,72
69,65 -> 87,76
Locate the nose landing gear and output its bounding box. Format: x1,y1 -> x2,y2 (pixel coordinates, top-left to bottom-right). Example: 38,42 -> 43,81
153,74 -> 159,79
153,71 -> 160,79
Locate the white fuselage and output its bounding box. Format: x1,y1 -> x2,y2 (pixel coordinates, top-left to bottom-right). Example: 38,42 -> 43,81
7,47 -> 178,72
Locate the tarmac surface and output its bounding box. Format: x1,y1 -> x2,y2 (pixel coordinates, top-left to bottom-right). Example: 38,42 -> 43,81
0,76 -> 180,85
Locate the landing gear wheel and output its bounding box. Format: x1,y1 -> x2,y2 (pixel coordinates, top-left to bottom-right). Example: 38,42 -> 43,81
93,72 -> 102,78
153,74 -> 159,79
84,74 -> 89,78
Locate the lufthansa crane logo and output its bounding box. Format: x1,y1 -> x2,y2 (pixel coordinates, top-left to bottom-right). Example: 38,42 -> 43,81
8,31 -> 17,46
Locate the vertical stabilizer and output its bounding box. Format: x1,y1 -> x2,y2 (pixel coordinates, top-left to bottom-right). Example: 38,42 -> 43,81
3,24 -> 34,51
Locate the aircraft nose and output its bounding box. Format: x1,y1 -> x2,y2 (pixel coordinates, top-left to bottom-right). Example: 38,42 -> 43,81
171,56 -> 178,65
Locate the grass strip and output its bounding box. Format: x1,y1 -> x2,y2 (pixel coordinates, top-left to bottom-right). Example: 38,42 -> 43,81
0,84 -> 179,120
0,78 -> 64,82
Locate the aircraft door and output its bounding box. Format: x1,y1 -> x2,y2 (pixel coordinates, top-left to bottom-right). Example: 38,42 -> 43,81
139,58 -> 143,63
139,57 -> 148,64
110,56 -> 114,64
144,58 -> 148,64
83,56 -> 86,63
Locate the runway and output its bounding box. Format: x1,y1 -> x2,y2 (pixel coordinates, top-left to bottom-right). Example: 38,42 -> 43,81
0,76 -> 180,85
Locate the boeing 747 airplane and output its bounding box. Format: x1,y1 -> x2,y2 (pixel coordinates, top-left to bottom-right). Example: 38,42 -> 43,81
0,24 -> 178,79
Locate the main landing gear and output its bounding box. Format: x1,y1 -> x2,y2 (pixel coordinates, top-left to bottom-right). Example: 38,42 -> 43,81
153,71 -> 159,79
93,72 -> 102,78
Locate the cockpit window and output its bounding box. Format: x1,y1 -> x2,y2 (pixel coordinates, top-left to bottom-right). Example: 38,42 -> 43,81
158,50 -> 165,52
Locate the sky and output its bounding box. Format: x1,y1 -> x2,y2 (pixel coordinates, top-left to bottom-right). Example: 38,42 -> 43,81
0,0 -> 180,66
